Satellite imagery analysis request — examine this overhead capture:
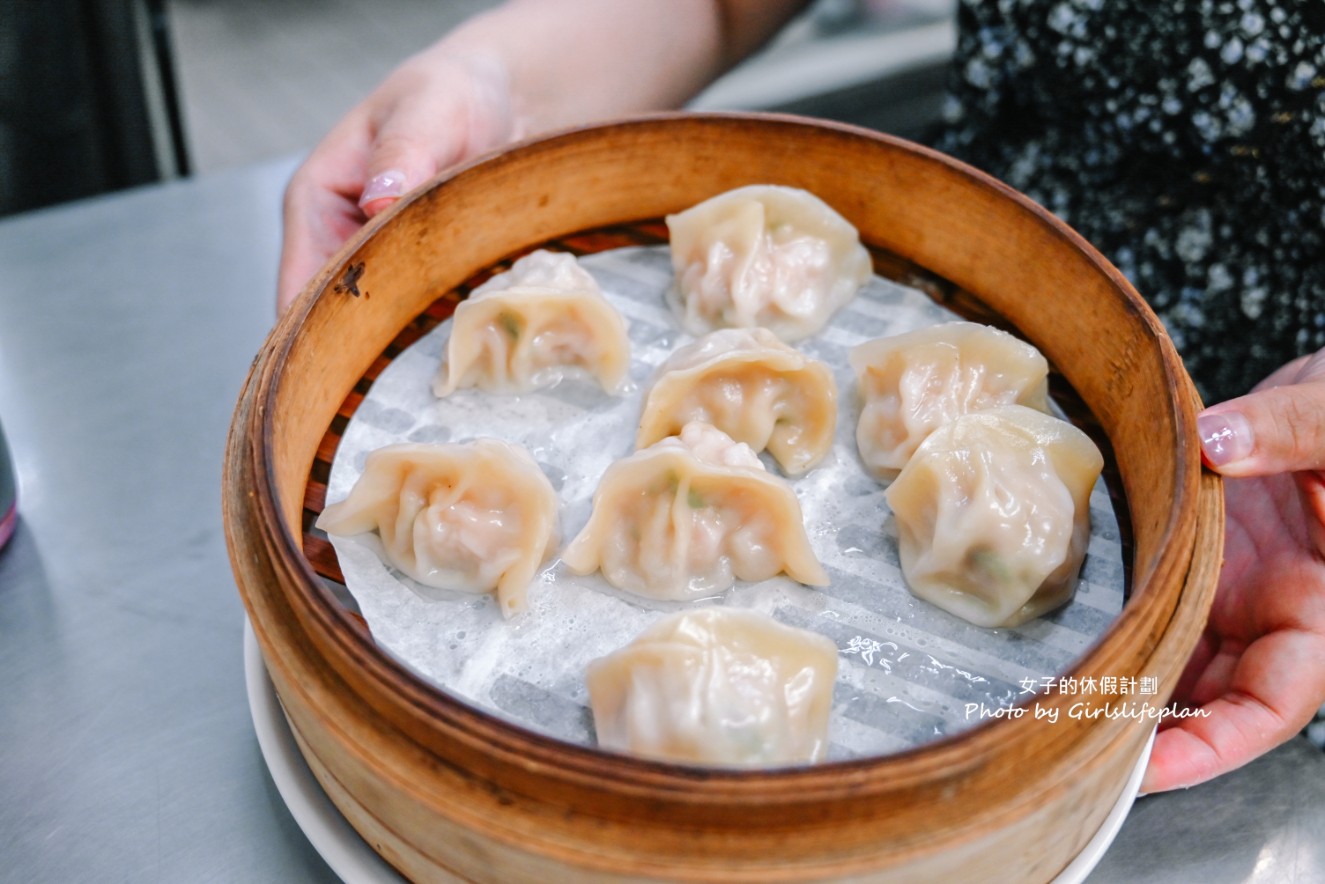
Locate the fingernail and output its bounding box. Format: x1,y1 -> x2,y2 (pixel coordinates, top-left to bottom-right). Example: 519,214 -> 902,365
359,169 -> 407,208
1197,410 -> 1254,467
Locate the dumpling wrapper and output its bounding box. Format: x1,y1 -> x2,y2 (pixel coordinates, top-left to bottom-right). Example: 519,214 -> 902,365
562,422 -> 829,600
586,607 -> 838,766
637,327 -> 838,476
434,249 -> 630,396
851,320 -> 1051,479
315,439 -> 558,619
885,405 -> 1104,628
666,184 -> 872,342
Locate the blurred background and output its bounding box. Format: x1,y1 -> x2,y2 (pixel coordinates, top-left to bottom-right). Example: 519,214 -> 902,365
0,0 -> 955,216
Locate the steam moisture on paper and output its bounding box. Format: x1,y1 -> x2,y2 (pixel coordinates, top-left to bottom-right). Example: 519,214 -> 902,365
320,245 -> 1126,762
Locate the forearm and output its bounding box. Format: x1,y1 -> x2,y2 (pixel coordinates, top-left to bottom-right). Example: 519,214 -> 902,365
435,0 -> 810,134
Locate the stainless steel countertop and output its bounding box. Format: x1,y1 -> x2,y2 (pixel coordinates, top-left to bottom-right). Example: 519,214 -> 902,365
0,157 -> 1320,883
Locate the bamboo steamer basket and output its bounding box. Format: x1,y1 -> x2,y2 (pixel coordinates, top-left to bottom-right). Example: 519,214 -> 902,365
224,113 -> 1222,882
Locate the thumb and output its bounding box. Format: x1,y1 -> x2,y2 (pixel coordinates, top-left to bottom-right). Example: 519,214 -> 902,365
356,98 -> 449,218
359,51 -> 517,218
1198,351 -> 1325,477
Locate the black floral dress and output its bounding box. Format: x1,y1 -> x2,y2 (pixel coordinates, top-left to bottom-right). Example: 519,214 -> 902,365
934,0 -> 1325,405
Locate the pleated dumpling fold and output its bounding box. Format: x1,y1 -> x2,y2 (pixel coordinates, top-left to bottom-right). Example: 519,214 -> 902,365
434,249 -> 630,396
562,422 -> 828,600
636,328 -> 837,476
587,608 -> 838,766
886,405 -> 1103,628
316,439 -> 558,618
666,185 -> 871,342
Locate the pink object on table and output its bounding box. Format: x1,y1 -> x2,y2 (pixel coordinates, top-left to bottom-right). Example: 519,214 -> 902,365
0,502 -> 14,550
0,421 -> 14,551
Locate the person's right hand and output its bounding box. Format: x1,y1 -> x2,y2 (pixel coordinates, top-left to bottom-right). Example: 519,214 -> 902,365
274,0 -> 811,314
277,47 -> 519,312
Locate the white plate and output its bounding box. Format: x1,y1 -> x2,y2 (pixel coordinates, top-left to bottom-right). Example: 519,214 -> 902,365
1054,728 -> 1154,884
244,618 -> 1149,883
244,619 -> 402,882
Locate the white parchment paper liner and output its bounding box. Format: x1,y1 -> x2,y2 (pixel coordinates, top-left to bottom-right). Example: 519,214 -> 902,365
321,246 -> 1125,762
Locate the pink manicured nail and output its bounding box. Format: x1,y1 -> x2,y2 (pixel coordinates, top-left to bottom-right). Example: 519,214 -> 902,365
359,169 -> 407,208
1197,411 -> 1253,467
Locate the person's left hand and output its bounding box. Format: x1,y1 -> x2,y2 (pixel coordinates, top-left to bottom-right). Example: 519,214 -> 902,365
1143,348 -> 1325,792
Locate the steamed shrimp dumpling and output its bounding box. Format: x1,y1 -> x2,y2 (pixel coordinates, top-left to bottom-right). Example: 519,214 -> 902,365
637,328 -> 838,476
885,405 -> 1103,628
851,321 -> 1051,479
434,249 -> 630,396
315,440 -> 558,619
562,422 -> 828,600
666,185 -> 872,342
587,608 -> 838,766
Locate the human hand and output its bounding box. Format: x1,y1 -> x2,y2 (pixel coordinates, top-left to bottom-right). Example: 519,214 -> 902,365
276,47 -> 518,312
273,0 -> 811,314
1143,349 -> 1325,792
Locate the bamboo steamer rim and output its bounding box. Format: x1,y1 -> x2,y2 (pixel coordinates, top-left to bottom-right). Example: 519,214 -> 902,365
230,112 -> 1219,816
